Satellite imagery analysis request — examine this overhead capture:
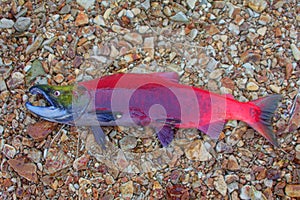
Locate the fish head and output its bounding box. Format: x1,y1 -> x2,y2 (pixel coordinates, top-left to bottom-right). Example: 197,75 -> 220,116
26,84 -> 91,124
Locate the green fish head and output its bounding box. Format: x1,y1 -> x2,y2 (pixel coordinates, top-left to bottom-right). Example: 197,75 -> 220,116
26,84 -> 90,124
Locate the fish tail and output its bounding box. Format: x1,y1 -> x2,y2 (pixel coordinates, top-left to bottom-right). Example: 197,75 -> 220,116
249,95 -> 282,147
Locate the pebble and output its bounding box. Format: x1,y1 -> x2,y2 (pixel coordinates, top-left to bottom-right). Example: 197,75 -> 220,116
240,50 -> 261,64
14,17 -> 31,32
246,82 -> 259,91
240,185 -> 264,199
7,157 -> 38,183
170,12 -> 189,23
187,0 -> 197,9
73,154 -> 90,170
2,144 -> 17,159
94,15 -> 106,26
7,72 -> 24,89
75,11 -> 89,26
214,175 -> 227,196
0,77 -> 7,91
27,148 -> 42,163
248,0 -> 267,12
227,155 -> 240,171
258,14 -> 271,25
27,121 -> 57,140
184,140 -> 212,161
285,184 -> 300,197
124,32 -> 143,45
143,37 -> 155,59
296,144 -> 300,161
44,148 -> 72,174
291,44 -> 300,61
228,23 -> 240,35
209,69 -> 223,80
257,27 -> 267,36
119,136 -> 137,150
26,35 -> 44,54
25,60 -> 46,83
76,0 -> 95,10
120,181 -> 134,199
53,74 -> 64,83
59,4 -> 71,14
0,18 -> 14,29
269,84 -> 281,93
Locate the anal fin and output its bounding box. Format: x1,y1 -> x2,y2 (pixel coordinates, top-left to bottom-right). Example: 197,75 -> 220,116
90,126 -> 106,149
198,120 -> 226,139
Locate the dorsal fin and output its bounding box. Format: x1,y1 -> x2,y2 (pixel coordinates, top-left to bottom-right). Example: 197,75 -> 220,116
150,72 -> 179,83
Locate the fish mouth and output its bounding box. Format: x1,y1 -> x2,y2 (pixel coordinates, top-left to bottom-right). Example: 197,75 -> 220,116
26,86 -> 58,108
25,85 -> 69,122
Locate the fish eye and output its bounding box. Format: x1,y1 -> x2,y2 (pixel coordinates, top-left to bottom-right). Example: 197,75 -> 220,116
53,90 -> 60,97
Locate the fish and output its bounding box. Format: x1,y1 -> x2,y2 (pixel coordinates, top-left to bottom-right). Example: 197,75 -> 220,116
25,72 -> 282,148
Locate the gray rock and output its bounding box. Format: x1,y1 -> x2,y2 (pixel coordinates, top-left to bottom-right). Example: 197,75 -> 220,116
25,60 -> 46,83
291,44 -> 300,61
14,17 -> 31,32
119,136 -> 137,150
60,4 -> 71,14
76,0 -> 95,10
170,12 -> 189,23
26,35 -> 44,54
0,18 -> 14,29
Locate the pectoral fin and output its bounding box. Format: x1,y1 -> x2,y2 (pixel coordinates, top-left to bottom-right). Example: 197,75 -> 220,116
156,125 -> 174,147
95,110 -> 122,122
198,120 -> 226,139
90,126 -> 106,149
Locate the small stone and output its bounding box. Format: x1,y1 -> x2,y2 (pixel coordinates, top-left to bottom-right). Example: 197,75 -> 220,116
120,181 -> 134,199
2,144 -> 17,159
0,18 -> 14,29
209,69 -> 223,80
94,15 -> 106,26
258,14 -> 271,25
7,72 -> 24,89
14,17 -> 31,32
227,155 -> 240,171
291,44 -> 300,61
119,136 -> 137,150
104,174 -> 115,185
76,0 -> 95,10
53,74 -> 64,83
189,29 -> 198,40
26,35 -> 44,54
75,11 -> 89,26
240,50 -> 261,64
141,0 -> 150,10
187,0 -> 197,9
124,32 -> 143,45
214,175 -> 227,196
285,185 -> 300,197
227,2 -> 241,19
228,23 -> 240,35
144,37 -> 154,59
184,140 -> 212,161
44,148 -> 72,174
59,4 -> 71,14
257,27 -> 267,36
163,6 -> 172,17
296,144 -> 300,160
269,85 -> 281,93
27,121 -> 57,140
205,25 -> 220,36
170,12 -> 189,23
0,76 -> 7,91
73,154 -> 90,170
25,60 -> 46,83
7,157 -> 38,183
247,82 -> 259,91
248,0 -> 267,12
274,27 -> 282,37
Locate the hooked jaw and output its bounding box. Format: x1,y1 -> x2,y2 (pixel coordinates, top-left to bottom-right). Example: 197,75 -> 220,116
25,85 -> 72,124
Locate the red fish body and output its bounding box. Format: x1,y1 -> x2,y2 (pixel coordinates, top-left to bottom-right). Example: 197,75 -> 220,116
76,72 -> 281,147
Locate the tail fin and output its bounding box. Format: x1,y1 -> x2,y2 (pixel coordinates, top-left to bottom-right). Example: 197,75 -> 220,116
249,95 -> 282,147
